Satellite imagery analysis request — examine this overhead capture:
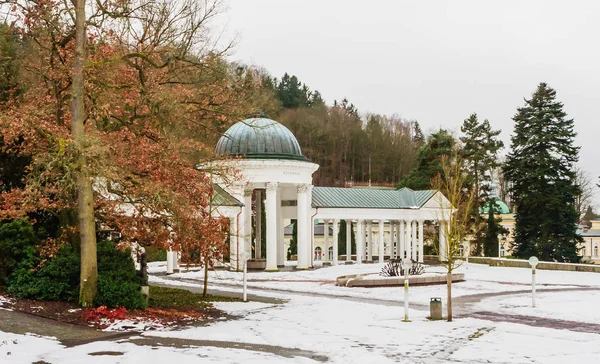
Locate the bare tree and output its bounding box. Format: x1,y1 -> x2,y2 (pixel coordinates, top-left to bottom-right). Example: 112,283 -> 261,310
432,153 -> 476,322
575,167 -> 595,218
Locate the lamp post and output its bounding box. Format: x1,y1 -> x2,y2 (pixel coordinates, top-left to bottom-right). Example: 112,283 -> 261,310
528,256 -> 539,308
402,258 -> 412,322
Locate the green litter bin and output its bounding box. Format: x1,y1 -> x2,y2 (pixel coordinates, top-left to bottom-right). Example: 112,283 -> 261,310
430,297 -> 442,320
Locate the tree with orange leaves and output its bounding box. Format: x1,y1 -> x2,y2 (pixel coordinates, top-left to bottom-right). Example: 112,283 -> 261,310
0,0 -> 264,306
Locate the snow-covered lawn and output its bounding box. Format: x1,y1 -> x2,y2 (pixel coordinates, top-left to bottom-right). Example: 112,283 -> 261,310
150,261 -> 600,308
475,290 -> 600,323
4,263 -> 600,363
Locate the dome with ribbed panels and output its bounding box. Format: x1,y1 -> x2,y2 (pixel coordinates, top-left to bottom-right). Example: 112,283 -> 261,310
215,116 -> 308,161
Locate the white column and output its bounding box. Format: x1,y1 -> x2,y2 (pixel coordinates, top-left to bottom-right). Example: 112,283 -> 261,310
367,221 -> 373,261
439,220 -> 448,262
405,220 -> 412,260
307,185 -> 314,268
242,187 -> 253,260
229,216 -> 239,271
255,189 -> 262,260
265,183 -> 278,271
277,205 -> 285,267
323,220 -> 330,262
418,220 -> 424,263
390,221 -> 396,258
411,220 -> 417,261
346,220 -> 352,262
399,220 -> 405,259
378,220 -> 385,263
332,219 -> 339,265
297,184 -> 310,269
357,219 -> 364,264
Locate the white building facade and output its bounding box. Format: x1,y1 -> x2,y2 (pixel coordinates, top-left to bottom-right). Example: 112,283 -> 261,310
211,115 -> 451,271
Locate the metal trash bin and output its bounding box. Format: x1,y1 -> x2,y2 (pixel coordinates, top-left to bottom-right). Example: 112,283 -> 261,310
430,297 -> 442,320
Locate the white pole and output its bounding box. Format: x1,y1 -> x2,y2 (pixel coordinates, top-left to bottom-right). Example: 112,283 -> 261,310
243,256 -> 248,302
532,267 -> 536,308
404,272 -> 409,322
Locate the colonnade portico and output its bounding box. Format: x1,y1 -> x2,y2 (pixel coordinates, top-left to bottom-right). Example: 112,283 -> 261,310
211,115 -> 452,271
314,218 -> 434,264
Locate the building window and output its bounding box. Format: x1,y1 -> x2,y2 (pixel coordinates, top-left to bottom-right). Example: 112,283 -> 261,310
581,246 -> 586,257
595,246 -> 599,257
328,246 -> 333,260
315,247 -> 322,260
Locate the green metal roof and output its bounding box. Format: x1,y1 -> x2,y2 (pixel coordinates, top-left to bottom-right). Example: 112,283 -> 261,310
311,187 -> 436,209
479,199 -> 511,214
211,184 -> 242,207
215,117 -> 308,161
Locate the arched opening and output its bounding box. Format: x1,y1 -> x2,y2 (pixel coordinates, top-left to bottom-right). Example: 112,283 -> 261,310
328,246 -> 333,260
314,246 -> 322,261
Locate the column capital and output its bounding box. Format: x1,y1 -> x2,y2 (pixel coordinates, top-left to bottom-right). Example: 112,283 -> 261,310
266,182 -> 278,192
297,183 -> 311,193
243,185 -> 253,197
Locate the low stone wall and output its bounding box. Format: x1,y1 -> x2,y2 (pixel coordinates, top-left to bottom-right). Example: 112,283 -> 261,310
336,273 -> 464,288
468,257 -> 600,273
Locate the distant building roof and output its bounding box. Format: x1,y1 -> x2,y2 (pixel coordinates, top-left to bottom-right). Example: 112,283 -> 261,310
479,200 -> 511,215
211,184 -> 242,207
284,223 -> 333,236
311,187 -> 436,209
581,229 -> 600,237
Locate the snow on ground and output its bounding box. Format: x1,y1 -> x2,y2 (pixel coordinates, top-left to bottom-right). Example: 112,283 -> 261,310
0,331 -> 314,364
474,290 -> 600,323
144,293 -> 600,364
155,262 -> 598,308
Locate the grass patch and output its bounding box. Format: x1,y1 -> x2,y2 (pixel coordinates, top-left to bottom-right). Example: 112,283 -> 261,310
148,286 -> 241,311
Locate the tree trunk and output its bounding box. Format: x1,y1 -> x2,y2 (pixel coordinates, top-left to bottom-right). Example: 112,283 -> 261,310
447,271 -> 453,322
203,256 -> 209,297
72,0 -> 97,307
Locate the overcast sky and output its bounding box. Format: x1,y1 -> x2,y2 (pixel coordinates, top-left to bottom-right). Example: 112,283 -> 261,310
217,0 -> 600,206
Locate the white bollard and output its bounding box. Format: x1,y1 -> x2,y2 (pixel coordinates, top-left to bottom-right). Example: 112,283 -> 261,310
402,258 -> 412,322
243,258 -> 248,302
528,256 -> 539,308
166,251 -> 174,274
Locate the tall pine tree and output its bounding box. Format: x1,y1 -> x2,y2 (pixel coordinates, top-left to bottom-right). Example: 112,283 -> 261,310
504,83 -> 582,262
460,113 -> 503,255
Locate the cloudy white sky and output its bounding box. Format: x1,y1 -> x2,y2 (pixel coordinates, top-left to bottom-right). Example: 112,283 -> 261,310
217,0 -> 600,205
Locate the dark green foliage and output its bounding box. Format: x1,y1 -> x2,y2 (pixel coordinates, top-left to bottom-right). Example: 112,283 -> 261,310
0,220 -> 39,287
275,73 -> 320,108
145,246 -> 167,262
95,240 -> 147,309
504,83 -> 582,262
7,237 -> 145,309
288,219 -> 298,260
460,113 -> 504,255
9,245 -> 80,301
0,23 -> 21,103
338,220 -> 356,255
482,201 -> 509,257
398,129 -> 455,190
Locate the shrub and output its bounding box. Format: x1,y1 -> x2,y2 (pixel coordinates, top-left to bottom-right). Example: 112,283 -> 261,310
8,238 -> 146,309
144,246 -> 167,262
95,240 -> 147,309
0,220 -> 40,288
380,258 -> 425,277
8,245 -> 80,301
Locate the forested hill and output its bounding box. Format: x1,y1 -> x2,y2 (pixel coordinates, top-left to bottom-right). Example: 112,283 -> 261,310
229,69 -> 425,187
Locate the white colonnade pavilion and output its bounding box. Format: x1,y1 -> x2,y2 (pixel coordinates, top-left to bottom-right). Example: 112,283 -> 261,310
210,114 -> 451,271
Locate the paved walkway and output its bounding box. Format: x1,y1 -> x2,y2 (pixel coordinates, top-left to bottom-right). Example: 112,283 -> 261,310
0,309 -> 133,347
156,274 -> 600,335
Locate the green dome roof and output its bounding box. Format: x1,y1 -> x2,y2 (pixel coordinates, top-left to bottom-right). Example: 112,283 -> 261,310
480,200 -> 511,214
215,117 -> 308,161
